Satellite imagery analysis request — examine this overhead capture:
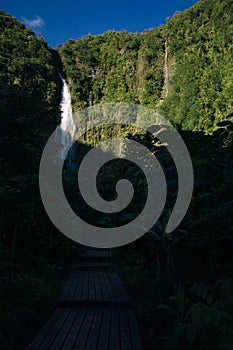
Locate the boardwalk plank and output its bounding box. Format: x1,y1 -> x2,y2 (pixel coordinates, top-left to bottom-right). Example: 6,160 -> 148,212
109,272 -> 132,304
62,308 -> 88,349
109,308 -> 120,350
73,308 -> 95,350
38,308 -> 71,349
67,274 -> 78,300
74,270 -> 84,301
59,274 -> 73,300
85,308 -> 103,350
102,270 -> 113,302
98,270 -> 110,302
88,271 -> 96,302
94,269 -> 102,302
120,309 -> 132,350
80,269 -> 89,301
97,308 -> 111,350
27,308 -> 63,349
27,248 -> 143,350
49,309 -> 78,350
77,261 -> 112,270
80,249 -> 112,261
59,271 -> 131,305
128,309 -> 144,350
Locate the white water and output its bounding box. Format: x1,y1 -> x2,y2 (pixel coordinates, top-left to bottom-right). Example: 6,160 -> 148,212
57,78 -> 76,161
164,41 -> 169,99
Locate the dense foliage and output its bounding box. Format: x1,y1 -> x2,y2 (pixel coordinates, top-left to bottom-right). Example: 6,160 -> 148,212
160,0 -> 233,132
59,0 -> 233,133
59,30 -> 165,110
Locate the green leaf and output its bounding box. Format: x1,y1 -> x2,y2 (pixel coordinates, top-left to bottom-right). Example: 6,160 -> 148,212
203,308 -> 211,323
177,282 -> 185,301
210,307 -> 221,326
186,324 -> 197,344
207,293 -> 214,305
172,324 -> 186,340
147,230 -> 160,240
201,285 -> 209,299
157,304 -> 179,318
190,281 -> 198,294
191,305 -> 203,324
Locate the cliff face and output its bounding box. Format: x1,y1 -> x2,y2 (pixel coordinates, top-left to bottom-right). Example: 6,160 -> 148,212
60,0 -> 233,133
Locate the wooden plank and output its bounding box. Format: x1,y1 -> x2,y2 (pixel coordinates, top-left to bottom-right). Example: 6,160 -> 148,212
28,307 -> 143,350
109,272 -> 132,304
62,307 -> 88,349
79,249 -> 112,260
105,270 -> 123,303
80,270 -> 89,301
97,308 -> 111,350
127,309 -> 144,350
88,271 -> 96,302
85,308 -> 103,350
109,308 -> 120,350
72,308 -> 96,350
94,269 -> 103,302
120,309 -> 132,350
49,309 -> 78,350
38,308 -> 71,349
66,273 -> 79,300
59,274 -> 73,300
74,271 -> 85,301
28,244 -> 144,350
77,261 -> 112,270
102,270 -> 114,302
98,270 -> 111,302
27,308 -> 63,349
59,271 -> 131,305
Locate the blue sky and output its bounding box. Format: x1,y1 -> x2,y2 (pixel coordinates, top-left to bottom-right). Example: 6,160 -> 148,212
1,0 -> 198,47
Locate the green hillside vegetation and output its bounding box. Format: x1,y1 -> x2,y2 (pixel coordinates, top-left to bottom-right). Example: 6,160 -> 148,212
59,0 -> 233,133
0,0 -> 233,348
160,0 -> 233,132
59,29 -> 165,111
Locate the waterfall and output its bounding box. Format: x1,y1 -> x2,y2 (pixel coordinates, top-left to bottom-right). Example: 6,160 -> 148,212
164,41 -> 169,99
57,77 -> 76,164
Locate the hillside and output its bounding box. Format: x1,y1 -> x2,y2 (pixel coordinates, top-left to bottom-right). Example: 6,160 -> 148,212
60,0 -> 233,132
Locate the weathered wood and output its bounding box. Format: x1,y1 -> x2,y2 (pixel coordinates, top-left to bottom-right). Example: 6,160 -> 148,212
77,261 -> 112,270
27,307 -> 143,350
109,308 -> 120,350
27,308 -> 63,349
58,270 -> 132,306
27,248 -> 143,349
85,308 -> 103,350
79,248 -> 112,260
97,307 -> 111,349
49,309 -> 78,350
72,307 -> 95,350
62,307 -> 88,349
120,308 -> 132,350
128,309 -> 144,350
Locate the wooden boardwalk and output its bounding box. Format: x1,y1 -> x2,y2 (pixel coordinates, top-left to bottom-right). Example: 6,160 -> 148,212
27,249 -> 143,349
